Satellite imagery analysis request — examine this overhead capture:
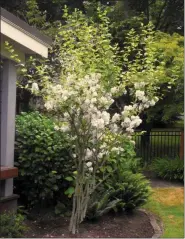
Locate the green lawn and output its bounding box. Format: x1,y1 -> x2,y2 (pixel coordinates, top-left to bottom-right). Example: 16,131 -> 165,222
143,188 -> 184,238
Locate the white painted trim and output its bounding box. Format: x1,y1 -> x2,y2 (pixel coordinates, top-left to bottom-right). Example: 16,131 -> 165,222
1,60 -> 16,167
1,19 -> 49,58
1,16 -> 51,48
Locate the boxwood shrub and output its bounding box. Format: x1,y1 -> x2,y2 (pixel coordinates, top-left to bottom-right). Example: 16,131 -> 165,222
15,112 -> 74,207
0,212 -> 27,238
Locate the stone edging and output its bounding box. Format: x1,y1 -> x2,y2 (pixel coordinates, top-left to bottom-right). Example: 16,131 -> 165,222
139,209 -> 163,238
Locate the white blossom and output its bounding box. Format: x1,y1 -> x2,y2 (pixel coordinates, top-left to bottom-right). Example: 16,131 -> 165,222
86,161 -> 92,167
44,101 -> 54,110
101,111 -> 110,125
60,124 -> 69,132
111,113 -> 120,123
124,105 -> 133,111
134,82 -> 146,89
31,82 -> 39,93
89,167 -> 93,172
126,128 -> 134,133
98,152 -> 104,159
111,147 -> 119,152
85,149 -> 93,160
110,87 -> 117,94
135,90 -> 147,102
110,123 -> 119,133
149,99 -> 156,106
130,140 -> 135,145
54,125 -> 60,131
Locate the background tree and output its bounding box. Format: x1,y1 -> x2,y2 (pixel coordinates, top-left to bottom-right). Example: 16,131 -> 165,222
145,31 -> 184,127
1,0 -> 183,128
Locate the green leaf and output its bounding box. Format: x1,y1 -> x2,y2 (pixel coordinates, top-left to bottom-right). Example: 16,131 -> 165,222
64,187 -> 75,196
73,171 -> 78,175
65,176 -> 73,181
106,166 -> 113,173
51,170 -> 57,174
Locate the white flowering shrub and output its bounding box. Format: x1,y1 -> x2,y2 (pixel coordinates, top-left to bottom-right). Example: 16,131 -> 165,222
11,7 -> 168,235
42,71 -> 157,233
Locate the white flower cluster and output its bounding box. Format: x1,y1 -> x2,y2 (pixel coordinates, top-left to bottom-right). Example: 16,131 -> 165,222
44,72 -> 158,173
135,90 -> 158,109
86,161 -> 93,172
54,123 -> 69,132
134,82 -> 146,89
121,115 -> 142,134
31,82 -> 39,94
111,146 -> 124,153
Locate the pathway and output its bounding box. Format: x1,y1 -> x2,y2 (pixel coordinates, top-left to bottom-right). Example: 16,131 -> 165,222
149,178 -> 183,188
143,171 -> 184,188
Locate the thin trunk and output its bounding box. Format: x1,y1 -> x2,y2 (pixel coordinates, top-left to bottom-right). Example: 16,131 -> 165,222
69,145 -> 93,234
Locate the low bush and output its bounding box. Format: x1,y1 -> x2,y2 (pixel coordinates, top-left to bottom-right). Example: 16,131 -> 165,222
152,158 -> 184,182
87,171 -> 151,219
109,171 -> 151,210
86,190 -> 123,220
15,112 -> 74,207
86,136 -> 149,220
103,136 -> 142,176
0,212 -> 27,238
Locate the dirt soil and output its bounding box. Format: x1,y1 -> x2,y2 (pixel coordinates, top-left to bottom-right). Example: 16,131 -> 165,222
24,210 -> 154,238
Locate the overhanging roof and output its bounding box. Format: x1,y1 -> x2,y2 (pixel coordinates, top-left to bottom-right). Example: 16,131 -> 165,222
0,7 -> 52,58
1,7 -> 52,47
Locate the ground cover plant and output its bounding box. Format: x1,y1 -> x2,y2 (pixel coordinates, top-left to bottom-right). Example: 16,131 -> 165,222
87,171 -> 151,220
0,212 -> 27,238
143,187 -> 184,238
152,157 -> 184,182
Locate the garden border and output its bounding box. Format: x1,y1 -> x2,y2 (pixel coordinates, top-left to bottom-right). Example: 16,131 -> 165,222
139,209 -> 163,238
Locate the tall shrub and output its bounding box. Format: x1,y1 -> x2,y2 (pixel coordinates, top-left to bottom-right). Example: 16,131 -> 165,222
13,7 -> 171,234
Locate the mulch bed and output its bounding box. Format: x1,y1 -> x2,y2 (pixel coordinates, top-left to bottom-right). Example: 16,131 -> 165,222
24,210 -> 154,238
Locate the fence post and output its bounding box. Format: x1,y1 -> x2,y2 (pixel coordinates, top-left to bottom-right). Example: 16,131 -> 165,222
180,131 -> 184,160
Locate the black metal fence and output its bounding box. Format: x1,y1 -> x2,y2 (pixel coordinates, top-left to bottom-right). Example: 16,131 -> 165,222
133,129 -> 182,164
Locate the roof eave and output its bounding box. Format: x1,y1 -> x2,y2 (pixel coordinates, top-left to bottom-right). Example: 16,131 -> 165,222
0,7 -> 52,47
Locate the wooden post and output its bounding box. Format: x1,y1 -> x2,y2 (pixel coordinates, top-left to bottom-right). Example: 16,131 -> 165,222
180,131 -> 184,160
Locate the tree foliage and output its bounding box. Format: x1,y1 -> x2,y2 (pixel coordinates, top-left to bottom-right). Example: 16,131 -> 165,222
145,31 -> 184,125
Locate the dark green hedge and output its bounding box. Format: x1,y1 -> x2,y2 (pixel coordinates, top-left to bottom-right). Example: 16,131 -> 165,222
15,112 -> 74,207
